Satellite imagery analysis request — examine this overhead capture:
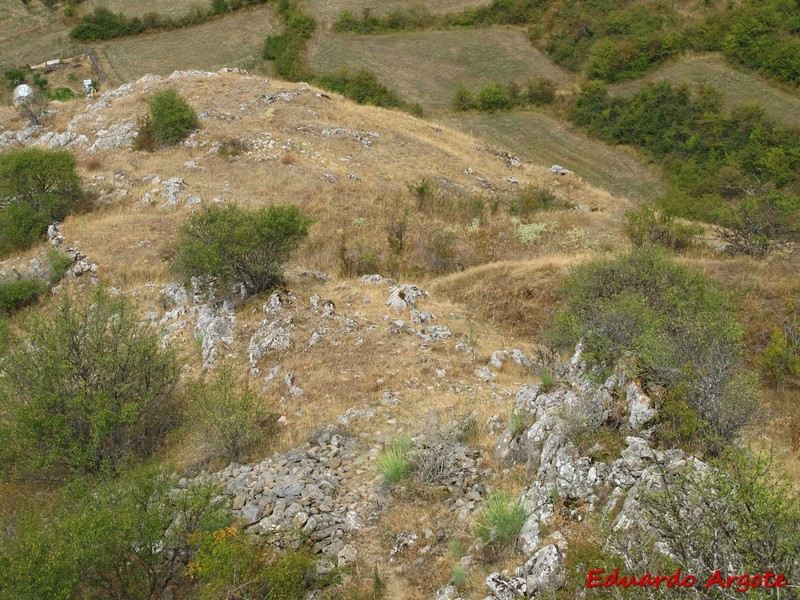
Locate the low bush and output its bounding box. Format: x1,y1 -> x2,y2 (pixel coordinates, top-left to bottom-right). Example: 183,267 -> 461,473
0,278 -> 44,315
0,468 -> 230,599
624,205 -> 702,251
135,88 -> 198,149
637,450 -> 800,586
189,526 -> 320,599
189,363 -> 266,461
550,247 -> 757,442
174,203 -> 313,296
0,290 -> 180,478
453,78 -> 556,112
474,490 -> 526,547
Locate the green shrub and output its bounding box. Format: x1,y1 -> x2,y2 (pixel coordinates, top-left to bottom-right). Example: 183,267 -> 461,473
0,290 -> 180,477
377,435 -> 413,485
0,148 -> 83,220
525,77 -> 556,105
474,490 -> 526,547
262,0 -> 316,81
452,86 -> 475,111
174,203 -> 313,296
0,148 -> 83,254
3,69 -> 26,86
637,450 -> 800,585
141,87 -> 199,147
712,191 -> 800,256
189,362 -> 266,460
70,6 -> 144,41
0,203 -> 48,254
317,70 -> 418,114
210,0 -> 228,15
476,83 -> 513,112
46,247 -> 72,285
46,87 -> 75,102
0,278 -> 44,315
550,247 -> 758,442
0,468 -> 230,599
189,526 -> 319,599
624,205 -> 702,251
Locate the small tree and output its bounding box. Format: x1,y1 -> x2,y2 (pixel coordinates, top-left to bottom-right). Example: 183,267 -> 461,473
189,362 -> 265,460
0,148 -> 84,254
174,203 -> 313,296
0,290 -> 180,478
549,247 -> 758,442
0,468 -> 230,600
135,87 -> 198,150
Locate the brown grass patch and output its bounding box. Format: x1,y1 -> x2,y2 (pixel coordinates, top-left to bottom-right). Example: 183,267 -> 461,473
432,258 -> 573,338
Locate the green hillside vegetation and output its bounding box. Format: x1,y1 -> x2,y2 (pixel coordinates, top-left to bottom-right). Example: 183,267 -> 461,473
570,80 -> 800,254
334,0 -> 800,88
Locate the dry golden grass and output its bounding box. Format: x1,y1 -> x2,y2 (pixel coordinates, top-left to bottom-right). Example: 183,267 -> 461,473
432,257 -> 573,338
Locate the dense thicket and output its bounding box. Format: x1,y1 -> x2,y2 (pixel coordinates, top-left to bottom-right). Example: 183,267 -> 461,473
550,248 -> 757,441
570,81 -> 800,253
0,291 -> 180,478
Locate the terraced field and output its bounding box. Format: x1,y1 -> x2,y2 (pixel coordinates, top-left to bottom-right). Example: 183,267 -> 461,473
309,27 -> 574,111
300,0 -> 487,25
82,0 -> 210,19
610,54 -> 800,128
93,7 -> 278,87
442,110 -> 665,201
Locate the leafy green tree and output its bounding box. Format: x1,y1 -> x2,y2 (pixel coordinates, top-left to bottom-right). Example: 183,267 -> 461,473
174,203 -> 313,296
0,148 -> 83,253
0,148 -> 83,220
0,468 -> 230,600
0,290 -> 180,478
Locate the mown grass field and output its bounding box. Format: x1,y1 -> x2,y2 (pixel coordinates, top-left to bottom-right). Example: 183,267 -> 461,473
442,110 -> 666,201
300,0 -> 487,25
82,0 -> 209,19
609,54 -> 800,128
93,7 -> 278,87
309,27 -> 574,111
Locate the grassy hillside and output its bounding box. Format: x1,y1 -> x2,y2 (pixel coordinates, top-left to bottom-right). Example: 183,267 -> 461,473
442,110 -> 665,200
610,53 -> 800,128
94,6 -> 278,86
300,0 -> 487,25
309,27 -> 573,111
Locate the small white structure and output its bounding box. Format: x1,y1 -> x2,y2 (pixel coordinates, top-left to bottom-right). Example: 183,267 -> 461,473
83,79 -> 95,94
12,84 -> 34,106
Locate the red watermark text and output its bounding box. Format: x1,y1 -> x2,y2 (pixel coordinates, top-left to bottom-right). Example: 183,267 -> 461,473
586,568 -> 788,592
